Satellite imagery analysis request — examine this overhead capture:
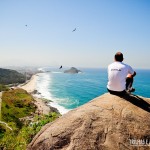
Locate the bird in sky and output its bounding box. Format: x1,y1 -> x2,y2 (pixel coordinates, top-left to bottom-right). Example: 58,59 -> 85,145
59,65 -> 62,69
72,28 -> 76,32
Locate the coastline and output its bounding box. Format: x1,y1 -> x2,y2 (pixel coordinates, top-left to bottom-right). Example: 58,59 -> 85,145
20,74 -> 39,93
34,72 -> 70,115
20,73 -> 59,115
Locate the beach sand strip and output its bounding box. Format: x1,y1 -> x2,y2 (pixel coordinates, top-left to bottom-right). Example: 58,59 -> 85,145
21,74 -> 54,115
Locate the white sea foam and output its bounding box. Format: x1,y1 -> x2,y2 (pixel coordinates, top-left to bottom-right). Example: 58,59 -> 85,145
36,73 -> 52,99
48,102 -> 70,115
51,71 -> 63,74
36,73 -> 70,115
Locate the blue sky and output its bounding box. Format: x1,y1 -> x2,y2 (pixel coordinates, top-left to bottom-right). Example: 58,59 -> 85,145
0,0 -> 150,68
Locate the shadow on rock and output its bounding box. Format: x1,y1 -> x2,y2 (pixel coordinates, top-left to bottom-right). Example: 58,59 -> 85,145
122,93 -> 150,113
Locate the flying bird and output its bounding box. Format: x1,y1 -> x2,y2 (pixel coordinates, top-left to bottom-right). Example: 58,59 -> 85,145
72,28 -> 76,32
59,65 -> 62,69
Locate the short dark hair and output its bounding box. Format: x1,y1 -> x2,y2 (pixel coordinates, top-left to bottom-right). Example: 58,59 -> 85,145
115,52 -> 123,62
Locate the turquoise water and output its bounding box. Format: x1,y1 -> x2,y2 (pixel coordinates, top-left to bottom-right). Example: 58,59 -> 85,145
36,68 -> 150,113
134,69 -> 150,97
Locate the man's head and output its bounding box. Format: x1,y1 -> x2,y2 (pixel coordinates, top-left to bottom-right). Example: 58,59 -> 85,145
114,52 -> 123,62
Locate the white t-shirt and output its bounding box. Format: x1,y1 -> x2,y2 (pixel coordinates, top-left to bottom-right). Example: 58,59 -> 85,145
107,62 -> 134,91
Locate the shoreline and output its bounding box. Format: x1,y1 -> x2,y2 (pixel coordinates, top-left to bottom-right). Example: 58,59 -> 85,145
20,73 -> 60,115
20,74 -> 39,93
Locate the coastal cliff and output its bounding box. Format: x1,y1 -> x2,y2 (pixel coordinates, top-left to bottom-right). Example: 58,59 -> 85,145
28,93 -> 150,150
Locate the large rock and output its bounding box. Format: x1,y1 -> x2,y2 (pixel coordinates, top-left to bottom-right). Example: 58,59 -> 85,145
64,67 -> 81,74
28,93 -> 150,150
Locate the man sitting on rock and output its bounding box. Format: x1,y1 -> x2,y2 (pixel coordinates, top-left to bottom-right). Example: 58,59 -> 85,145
107,52 -> 136,96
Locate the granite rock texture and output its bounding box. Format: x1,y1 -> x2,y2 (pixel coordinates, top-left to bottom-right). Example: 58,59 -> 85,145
28,93 -> 150,150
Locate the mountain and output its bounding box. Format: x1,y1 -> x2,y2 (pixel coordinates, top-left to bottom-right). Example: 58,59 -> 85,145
0,68 -> 26,85
28,93 -> 150,150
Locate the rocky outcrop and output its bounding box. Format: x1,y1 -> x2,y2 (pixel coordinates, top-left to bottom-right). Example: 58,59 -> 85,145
64,67 -> 81,74
28,93 -> 150,150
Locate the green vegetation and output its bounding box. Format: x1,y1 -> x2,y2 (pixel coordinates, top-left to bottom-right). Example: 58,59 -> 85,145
0,113 -> 59,150
0,88 -> 60,149
0,68 -> 26,85
1,88 -> 35,128
0,84 -> 9,92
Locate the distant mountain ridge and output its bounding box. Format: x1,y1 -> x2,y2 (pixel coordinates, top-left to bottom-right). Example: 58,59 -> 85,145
0,68 -> 26,85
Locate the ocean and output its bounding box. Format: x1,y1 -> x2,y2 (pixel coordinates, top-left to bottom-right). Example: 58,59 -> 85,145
36,67 -> 150,114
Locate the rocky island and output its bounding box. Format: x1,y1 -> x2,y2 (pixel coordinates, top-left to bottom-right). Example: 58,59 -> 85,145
64,67 -> 81,74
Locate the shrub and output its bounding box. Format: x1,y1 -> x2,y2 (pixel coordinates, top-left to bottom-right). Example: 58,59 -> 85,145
0,84 -> 9,92
0,112 -> 60,150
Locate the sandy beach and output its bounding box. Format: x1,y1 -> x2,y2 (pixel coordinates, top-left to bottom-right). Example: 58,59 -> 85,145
21,74 -> 54,115
21,74 -> 39,93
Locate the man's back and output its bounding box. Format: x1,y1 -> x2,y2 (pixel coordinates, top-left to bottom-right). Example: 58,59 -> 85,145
107,61 -> 134,91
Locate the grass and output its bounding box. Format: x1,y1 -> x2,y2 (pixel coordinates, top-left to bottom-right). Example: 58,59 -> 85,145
0,88 -> 60,150
0,84 -> 9,92
1,88 -> 36,128
0,113 -> 59,150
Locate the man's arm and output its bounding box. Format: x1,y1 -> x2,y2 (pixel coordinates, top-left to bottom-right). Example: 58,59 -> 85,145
128,65 -> 136,78
132,71 -> 136,77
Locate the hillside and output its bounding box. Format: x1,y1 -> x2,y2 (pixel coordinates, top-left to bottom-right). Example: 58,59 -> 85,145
1,88 -> 36,128
28,93 -> 150,150
0,68 -> 26,85
0,88 -> 60,149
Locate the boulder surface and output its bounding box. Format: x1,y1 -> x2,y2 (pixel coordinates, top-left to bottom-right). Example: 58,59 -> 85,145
28,93 -> 150,150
